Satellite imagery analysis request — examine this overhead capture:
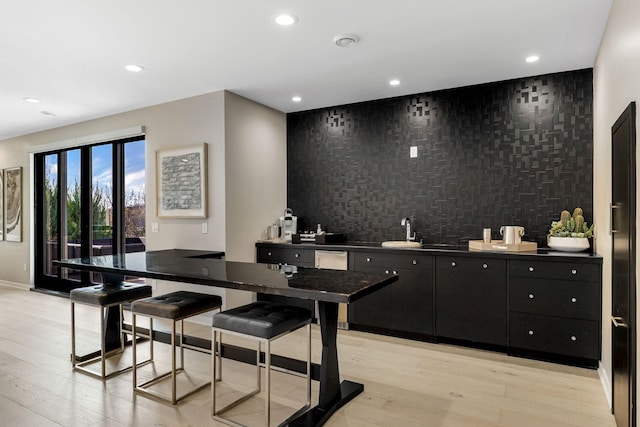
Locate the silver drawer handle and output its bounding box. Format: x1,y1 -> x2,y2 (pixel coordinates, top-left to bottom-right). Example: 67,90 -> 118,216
393,270 -> 398,275
385,270 -> 390,274
571,297 -> 577,303
528,330 -> 534,335
570,336 -> 577,341
482,263 -> 488,269
412,260 -> 418,265
528,293 -> 535,299
571,269 -> 577,275
366,257 -> 371,262
267,252 -> 272,256
451,261 -> 457,267
295,253 -> 300,258
612,316 -> 629,328
528,266 -> 534,272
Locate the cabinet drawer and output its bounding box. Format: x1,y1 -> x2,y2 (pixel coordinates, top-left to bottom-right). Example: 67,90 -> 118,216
352,252 -> 432,272
509,313 -> 599,360
509,259 -> 600,281
510,277 -> 600,320
256,246 -> 314,267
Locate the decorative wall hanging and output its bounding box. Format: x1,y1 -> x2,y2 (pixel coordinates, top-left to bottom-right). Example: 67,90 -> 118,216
5,166 -> 22,242
156,143 -> 208,218
0,169 -> 4,241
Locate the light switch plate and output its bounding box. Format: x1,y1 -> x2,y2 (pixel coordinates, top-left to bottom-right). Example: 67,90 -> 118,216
410,146 -> 418,158
202,222 -> 208,234
151,222 -> 159,233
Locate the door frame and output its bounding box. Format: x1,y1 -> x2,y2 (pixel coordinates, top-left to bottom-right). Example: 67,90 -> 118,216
611,101 -> 637,427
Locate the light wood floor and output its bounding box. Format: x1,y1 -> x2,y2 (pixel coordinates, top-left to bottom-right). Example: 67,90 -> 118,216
0,283 -> 616,427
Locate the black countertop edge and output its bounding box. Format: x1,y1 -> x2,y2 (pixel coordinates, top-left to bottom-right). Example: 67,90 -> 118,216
256,241 -> 603,262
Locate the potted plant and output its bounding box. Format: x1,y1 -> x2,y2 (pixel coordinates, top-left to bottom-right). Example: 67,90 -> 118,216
547,207 -> 595,252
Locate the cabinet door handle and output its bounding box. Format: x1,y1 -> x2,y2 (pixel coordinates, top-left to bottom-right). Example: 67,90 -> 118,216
612,316 -> 629,328
295,253 -> 300,258
611,203 -> 619,234
482,263 -> 488,269
385,270 -> 390,274
570,335 -> 577,341
451,261 -> 457,267
528,266 -> 535,272
528,330 -> 534,335
571,297 -> 577,303
571,269 -> 577,275
366,257 -> 372,262
392,270 -> 398,275
267,252 -> 272,256
412,260 -> 418,265
528,293 -> 535,299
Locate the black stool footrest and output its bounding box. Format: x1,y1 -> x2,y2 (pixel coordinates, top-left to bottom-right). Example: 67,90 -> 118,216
212,301 -> 312,339
132,291 -> 222,319
70,283 -> 152,306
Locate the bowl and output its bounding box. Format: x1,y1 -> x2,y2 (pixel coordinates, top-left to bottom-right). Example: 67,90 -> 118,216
547,236 -> 590,252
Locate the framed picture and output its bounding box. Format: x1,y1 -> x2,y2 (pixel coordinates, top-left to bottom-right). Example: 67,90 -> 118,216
156,143 -> 208,218
0,169 -> 3,241
5,166 -> 22,242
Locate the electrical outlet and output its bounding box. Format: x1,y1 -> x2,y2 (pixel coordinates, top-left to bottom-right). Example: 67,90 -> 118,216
410,146 -> 418,158
202,222 -> 208,234
23,263 -> 27,272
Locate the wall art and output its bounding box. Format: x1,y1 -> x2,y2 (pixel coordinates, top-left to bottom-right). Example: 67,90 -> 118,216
156,143 -> 208,218
5,166 -> 22,242
0,169 -> 3,241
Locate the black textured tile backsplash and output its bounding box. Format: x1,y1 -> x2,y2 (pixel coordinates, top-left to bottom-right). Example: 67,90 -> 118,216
287,69 -> 593,246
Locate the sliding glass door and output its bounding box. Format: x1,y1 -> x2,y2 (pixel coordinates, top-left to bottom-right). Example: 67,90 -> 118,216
34,137 -> 145,292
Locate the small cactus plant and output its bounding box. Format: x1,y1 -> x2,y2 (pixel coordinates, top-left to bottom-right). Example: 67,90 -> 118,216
549,207 -> 594,238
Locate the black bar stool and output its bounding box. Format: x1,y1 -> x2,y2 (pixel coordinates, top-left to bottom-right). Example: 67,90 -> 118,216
132,290 -> 223,404
211,301 -> 312,426
70,281 -> 152,380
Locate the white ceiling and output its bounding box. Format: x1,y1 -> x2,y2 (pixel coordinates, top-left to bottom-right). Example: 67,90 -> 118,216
0,0 -> 612,141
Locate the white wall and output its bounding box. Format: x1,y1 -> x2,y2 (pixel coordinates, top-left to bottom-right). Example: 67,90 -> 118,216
593,0 -> 640,411
0,91 -> 287,312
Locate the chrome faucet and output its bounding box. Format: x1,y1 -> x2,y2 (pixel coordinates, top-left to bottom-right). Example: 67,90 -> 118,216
401,217 -> 416,241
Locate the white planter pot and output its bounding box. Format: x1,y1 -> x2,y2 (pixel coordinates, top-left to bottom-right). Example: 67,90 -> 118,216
547,236 -> 590,252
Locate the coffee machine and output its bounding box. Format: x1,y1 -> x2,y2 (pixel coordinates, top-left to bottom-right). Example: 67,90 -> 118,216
279,208 -> 298,242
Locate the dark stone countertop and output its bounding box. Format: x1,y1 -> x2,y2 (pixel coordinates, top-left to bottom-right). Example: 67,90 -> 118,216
54,249 -> 398,304
256,240 -> 603,263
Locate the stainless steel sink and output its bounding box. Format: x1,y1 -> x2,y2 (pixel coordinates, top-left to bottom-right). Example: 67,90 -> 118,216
381,241 -> 422,248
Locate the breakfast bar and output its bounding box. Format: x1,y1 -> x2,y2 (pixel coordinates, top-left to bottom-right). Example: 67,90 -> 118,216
54,249 -> 398,426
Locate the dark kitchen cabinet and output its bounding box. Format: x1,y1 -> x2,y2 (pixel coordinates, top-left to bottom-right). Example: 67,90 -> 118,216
255,243 -> 315,312
435,256 -> 507,346
256,245 -> 314,268
349,251 -> 434,336
508,260 -> 602,361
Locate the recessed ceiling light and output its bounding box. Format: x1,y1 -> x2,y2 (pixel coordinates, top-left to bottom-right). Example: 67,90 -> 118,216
292,96 -> 302,102
23,97 -> 41,103
275,14 -> 297,26
389,79 -> 401,86
333,34 -> 360,47
125,64 -> 145,72
40,111 -> 56,116
525,55 -> 540,63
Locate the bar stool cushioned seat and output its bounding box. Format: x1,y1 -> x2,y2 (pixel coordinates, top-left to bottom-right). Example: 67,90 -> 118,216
70,282 -> 152,380
211,301 -> 312,339
211,301 -> 312,426
132,290 -> 223,405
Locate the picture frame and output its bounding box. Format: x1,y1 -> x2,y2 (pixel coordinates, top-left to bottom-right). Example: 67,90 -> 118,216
4,166 -> 22,242
0,169 -> 4,241
156,143 -> 208,218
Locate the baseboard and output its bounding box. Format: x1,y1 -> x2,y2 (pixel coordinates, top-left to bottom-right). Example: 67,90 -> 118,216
598,361 -> 613,409
0,280 -> 30,291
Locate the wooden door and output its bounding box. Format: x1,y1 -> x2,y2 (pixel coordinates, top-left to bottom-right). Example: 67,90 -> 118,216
612,102 -> 636,427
